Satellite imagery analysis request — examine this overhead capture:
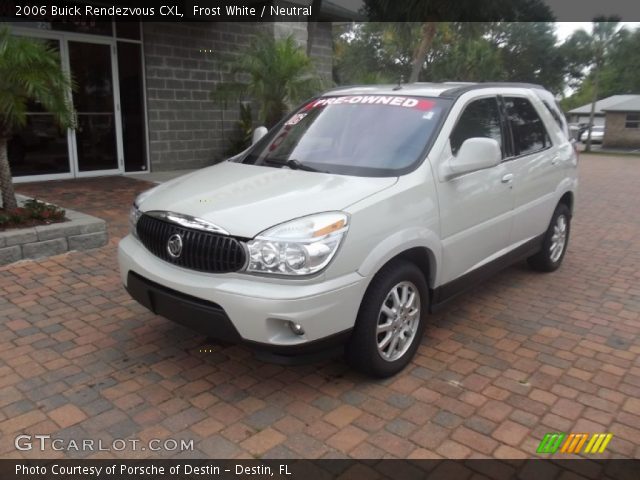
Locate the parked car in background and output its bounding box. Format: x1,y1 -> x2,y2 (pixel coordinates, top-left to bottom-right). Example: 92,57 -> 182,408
568,123 -> 582,142
580,125 -> 605,143
119,82 -> 578,377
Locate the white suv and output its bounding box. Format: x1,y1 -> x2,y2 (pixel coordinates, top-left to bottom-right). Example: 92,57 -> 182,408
119,82 -> 577,377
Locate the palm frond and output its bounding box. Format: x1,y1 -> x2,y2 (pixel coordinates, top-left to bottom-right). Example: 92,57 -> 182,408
0,27 -> 75,136
211,33 -> 324,127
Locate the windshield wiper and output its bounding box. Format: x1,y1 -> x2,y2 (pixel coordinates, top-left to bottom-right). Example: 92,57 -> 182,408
263,158 -> 327,173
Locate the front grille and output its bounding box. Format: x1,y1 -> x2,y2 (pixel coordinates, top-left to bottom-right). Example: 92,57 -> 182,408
136,214 -> 246,273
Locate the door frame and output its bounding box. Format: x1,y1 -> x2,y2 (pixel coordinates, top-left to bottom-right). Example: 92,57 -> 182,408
10,26 -> 125,182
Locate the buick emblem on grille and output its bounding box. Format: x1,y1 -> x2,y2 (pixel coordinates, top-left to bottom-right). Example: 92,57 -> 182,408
166,233 -> 183,258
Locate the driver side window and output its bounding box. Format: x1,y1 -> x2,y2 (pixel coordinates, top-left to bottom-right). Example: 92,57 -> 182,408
450,97 -> 503,156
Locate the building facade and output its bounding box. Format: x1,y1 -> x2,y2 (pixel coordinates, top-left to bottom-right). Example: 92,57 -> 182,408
5,20 -> 335,183
567,95 -> 640,127
602,110 -> 640,149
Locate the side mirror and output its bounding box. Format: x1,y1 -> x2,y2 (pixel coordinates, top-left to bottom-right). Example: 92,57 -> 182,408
252,126 -> 268,145
448,137 -> 501,177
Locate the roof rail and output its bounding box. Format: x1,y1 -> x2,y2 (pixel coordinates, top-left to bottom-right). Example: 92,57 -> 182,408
322,84 -> 396,93
440,82 -> 546,98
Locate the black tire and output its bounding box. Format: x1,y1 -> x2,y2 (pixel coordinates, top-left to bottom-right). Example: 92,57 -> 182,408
346,259 -> 428,378
527,203 -> 571,272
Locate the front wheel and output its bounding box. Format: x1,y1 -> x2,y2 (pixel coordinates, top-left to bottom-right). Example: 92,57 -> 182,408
346,260 -> 428,377
527,203 -> 571,272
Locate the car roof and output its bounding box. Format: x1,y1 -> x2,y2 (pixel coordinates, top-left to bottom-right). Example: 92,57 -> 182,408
323,82 -> 547,99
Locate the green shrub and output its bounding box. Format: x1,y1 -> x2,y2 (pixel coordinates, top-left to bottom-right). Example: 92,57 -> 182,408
8,207 -> 29,223
0,198 -> 65,229
23,198 -> 65,221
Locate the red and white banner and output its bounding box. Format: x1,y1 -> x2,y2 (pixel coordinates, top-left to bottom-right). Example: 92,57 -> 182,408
304,95 -> 434,111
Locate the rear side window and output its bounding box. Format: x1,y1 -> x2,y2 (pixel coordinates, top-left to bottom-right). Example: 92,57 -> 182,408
503,97 -> 551,156
450,97 -> 503,156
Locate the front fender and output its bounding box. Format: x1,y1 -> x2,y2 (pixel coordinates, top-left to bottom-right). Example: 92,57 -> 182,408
356,227 -> 442,288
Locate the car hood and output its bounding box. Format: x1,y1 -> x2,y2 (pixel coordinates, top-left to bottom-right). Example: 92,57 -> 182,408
138,162 -> 398,238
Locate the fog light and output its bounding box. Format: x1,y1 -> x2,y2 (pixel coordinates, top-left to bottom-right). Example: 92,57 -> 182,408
288,321 -> 305,336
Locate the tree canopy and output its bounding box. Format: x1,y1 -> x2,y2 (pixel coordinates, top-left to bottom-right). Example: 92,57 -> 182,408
561,22 -> 640,110
334,21 -> 639,102
335,22 -> 566,94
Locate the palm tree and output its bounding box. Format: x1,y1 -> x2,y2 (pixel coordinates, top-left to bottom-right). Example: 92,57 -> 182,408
584,18 -> 620,152
212,33 -> 323,128
0,28 -> 74,211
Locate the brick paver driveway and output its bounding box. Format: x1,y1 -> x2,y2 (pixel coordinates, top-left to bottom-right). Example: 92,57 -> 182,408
2,154 -> 639,459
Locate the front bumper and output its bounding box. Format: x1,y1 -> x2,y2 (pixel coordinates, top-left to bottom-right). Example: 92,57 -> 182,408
118,235 -> 367,352
126,271 -> 242,343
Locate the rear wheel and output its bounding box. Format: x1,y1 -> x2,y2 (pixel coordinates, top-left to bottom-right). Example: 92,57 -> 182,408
346,260 -> 428,377
527,203 -> 571,272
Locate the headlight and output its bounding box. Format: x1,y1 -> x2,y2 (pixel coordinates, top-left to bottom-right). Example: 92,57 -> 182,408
246,212 -> 349,276
129,188 -> 156,238
129,203 -> 142,238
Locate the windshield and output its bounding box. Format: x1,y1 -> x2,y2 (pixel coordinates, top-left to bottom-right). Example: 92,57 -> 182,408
242,95 -> 450,177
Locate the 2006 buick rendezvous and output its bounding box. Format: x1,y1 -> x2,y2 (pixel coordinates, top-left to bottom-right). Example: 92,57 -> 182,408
119,82 -> 577,377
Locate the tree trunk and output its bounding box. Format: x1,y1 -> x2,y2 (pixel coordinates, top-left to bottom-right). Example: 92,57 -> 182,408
409,22 -> 437,83
0,138 -> 18,211
585,68 -> 599,153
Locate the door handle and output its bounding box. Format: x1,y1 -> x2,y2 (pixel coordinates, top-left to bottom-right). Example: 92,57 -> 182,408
551,156 -> 560,165
501,173 -> 514,184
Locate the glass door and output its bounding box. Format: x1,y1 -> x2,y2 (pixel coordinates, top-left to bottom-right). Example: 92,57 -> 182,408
67,40 -> 122,174
8,37 -> 72,179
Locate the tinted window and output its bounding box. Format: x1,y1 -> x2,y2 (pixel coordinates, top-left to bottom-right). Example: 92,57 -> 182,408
450,97 -> 503,156
503,97 -> 551,155
242,96 -> 450,177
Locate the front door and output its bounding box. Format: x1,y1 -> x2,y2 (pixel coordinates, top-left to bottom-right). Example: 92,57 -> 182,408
436,95 -> 515,286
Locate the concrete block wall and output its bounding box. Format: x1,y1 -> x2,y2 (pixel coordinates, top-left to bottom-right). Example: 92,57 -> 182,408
142,21 -> 334,172
142,22 -> 260,171
308,22 -> 334,85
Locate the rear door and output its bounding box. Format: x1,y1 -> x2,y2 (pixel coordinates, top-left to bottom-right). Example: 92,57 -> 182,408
501,94 -> 564,244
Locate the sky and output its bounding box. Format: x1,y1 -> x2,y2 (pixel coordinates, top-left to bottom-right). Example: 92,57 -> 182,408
555,22 -> 640,41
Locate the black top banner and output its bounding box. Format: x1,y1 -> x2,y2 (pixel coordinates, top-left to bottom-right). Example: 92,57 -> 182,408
2,0 -> 640,22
